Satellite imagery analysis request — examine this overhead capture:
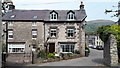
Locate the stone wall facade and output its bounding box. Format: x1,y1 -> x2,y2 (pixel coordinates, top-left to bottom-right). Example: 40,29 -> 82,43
45,21 -> 85,56
104,34 -> 118,66
4,21 -> 45,53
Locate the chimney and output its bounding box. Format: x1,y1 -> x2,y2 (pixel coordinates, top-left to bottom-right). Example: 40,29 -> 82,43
80,1 -> 84,9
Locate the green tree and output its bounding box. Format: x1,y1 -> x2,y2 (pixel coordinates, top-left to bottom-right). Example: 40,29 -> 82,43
97,25 -> 120,60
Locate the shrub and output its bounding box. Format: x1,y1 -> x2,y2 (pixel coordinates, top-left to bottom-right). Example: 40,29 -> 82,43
39,50 -> 46,59
74,50 -> 80,54
67,53 -> 73,57
47,53 -> 55,59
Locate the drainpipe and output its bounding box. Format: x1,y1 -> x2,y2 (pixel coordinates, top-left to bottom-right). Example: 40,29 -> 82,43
43,22 -> 45,50
6,21 -> 8,54
0,1 -> 2,67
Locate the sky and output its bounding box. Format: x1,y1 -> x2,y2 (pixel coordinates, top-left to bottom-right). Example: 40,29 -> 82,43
10,0 -> 119,22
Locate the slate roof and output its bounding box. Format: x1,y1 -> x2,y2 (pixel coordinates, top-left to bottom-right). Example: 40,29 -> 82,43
2,9 -> 87,21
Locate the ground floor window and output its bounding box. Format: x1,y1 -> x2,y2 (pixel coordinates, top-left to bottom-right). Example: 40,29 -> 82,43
60,43 -> 75,53
8,44 -> 25,53
10,48 -> 24,53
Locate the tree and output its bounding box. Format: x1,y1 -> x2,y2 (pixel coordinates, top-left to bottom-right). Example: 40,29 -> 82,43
97,25 -> 120,44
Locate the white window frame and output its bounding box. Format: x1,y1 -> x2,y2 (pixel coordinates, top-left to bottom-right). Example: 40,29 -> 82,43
8,21 -> 13,26
50,29 -> 57,38
67,28 -> 75,38
8,30 -> 13,39
8,44 -> 25,53
32,29 -> 37,39
60,44 -> 75,53
67,12 -> 75,20
50,12 -> 58,21
32,22 -> 37,26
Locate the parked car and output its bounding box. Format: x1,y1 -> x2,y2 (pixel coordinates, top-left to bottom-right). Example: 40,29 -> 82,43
88,44 -> 93,48
96,46 -> 103,50
91,45 -> 97,49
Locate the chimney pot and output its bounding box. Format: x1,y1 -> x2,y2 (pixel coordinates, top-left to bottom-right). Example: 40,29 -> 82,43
80,1 -> 84,9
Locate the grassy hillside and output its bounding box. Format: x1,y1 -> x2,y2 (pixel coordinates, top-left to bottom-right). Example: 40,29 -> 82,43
85,20 -> 115,34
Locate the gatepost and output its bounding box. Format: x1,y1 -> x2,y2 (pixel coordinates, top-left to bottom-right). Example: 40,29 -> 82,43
104,34 -> 118,66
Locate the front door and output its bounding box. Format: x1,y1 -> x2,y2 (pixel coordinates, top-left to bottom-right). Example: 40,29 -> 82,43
49,43 -> 55,53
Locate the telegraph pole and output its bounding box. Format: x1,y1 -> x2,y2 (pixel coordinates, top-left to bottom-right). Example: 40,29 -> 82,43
105,1 -> 120,25
118,1 -> 120,25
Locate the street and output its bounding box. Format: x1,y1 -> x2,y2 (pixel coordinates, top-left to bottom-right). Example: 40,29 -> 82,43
6,48 -> 120,68
30,48 -> 104,66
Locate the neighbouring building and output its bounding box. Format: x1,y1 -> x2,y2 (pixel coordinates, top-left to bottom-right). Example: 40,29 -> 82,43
2,1 -> 87,62
86,34 -> 104,47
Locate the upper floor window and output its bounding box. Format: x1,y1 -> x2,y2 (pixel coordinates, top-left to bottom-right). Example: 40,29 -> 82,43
8,29 -> 13,39
67,28 -> 75,38
8,21 -> 13,26
32,22 -> 37,26
50,11 -> 58,21
67,12 -> 75,20
50,28 -> 57,38
32,29 -> 37,39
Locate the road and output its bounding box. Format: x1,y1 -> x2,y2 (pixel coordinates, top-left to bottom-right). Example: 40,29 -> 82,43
30,48 -> 104,66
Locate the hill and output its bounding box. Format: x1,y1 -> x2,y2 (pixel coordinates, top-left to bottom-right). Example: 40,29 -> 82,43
85,20 -> 116,34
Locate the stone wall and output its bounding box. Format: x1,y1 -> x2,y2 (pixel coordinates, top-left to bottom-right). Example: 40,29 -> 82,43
6,53 -> 32,64
104,34 -> 118,66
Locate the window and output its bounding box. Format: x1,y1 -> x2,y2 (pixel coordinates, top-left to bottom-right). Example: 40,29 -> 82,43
50,12 -> 58,20
61,44 -> 75,53
67,12 -> 75,20
50,29 -> 57,38
11,15 -> 15,18
8,44 -> 25,53
8,29 -> 13,39
32,29 -> 37,39
32,22 -> 37,26
8,21 -> 13,26
67,28 -> 75,38
33,16 -> 38,19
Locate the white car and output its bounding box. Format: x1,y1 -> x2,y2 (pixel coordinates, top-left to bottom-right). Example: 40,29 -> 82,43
88,44 -> 93,48
93,45 -> 97,49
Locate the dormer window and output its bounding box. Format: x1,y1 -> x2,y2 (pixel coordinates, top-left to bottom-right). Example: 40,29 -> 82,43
11,15 -> 15,18
50,11 -> 58,21
67,12 -> 75,20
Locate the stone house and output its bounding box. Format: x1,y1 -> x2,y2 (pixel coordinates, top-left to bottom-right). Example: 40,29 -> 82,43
86,34 -> 104,48
2,2 -> 87,56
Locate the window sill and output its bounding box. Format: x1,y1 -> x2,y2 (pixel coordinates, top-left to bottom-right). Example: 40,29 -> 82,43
8,52 -> 25,54
32,38 -> 37,40
50,37 -> 57,39
66,37 -> 75,39
60,52 -> 73,54
8,38 -> 13,40
32,25 -> 37,26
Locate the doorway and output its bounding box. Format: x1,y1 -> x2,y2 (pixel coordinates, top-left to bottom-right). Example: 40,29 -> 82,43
49,43 -> 55,53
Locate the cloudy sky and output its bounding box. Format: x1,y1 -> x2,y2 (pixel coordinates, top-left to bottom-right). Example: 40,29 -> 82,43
11,0 -> 119,22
